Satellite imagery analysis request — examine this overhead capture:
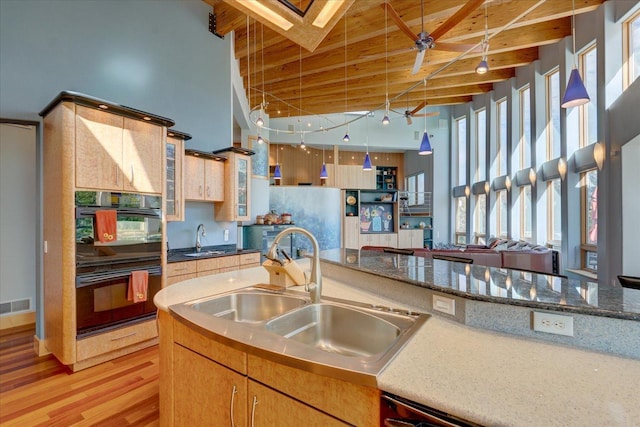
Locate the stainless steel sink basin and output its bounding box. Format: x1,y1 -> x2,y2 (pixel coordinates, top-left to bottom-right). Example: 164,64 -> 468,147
266,303 -> 406,357
183,250 -> 225,257
168,286 -> 429,386
186,291 -> 307,323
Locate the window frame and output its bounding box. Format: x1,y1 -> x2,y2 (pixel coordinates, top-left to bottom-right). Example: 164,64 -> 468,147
496,98 -> 508,176
495,189 -> 508,239
546,179 -> 562,248
624,9 -> 640,88
475,108 -> 486,183
519,85 -> 531,169
474,193 -> 487,244
545,68 -> 561,161
519,185 -> 532,241
579,44 -> 598,147
580,169 -> 598,272
454,195 -> 467,244
456,116 -> 467,186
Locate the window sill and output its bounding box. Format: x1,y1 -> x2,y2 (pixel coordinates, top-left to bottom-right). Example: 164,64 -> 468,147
566,268 -> 598,280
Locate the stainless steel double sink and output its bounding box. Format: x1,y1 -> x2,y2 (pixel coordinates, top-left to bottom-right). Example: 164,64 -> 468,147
169,286 -> 429,384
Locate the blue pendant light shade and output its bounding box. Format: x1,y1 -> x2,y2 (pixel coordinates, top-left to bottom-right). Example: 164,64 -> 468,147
257,135 -> 264,144
475,59 -> 488,74
273,164 -> 282,180
561,68 -> 590,108
418,132 -> 433,155
362,153 -> 372,170
381,114 -> 390,126
343,132 -> 350,142
320,163 -> 328,179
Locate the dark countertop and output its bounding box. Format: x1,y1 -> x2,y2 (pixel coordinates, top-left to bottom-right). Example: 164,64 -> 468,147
167,245 -> 260,263
319,248 -> 640,321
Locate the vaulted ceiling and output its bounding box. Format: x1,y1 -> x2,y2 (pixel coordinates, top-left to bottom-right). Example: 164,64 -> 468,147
205,0 -> 603,120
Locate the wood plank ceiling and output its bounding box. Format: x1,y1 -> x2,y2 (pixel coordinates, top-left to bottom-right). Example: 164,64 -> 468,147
206,0 -> 603,120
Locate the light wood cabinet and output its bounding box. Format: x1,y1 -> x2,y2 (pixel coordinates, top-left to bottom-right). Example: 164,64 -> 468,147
184,154 -> 224,202
398,229 -> 424,248
166,261 -> 197,286
174,344 -> 247,426
335,165 -> 376,189
165,252 -> 260,285
41,93 -> 171,370
74,105 -> 163,194
215,150 -> 251,222
247,380 -> 347,426
343,216 -> 360,249
160,311 -> 379,427
166,131 -> 190,221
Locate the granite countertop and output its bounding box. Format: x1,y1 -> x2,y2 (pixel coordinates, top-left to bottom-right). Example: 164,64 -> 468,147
320,248 -> 640,321
154,256 -> 640,426
167,245 -> 260,263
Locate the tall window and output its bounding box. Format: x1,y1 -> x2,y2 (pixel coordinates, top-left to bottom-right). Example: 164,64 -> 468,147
581,170 -> 598,271
625,9 -> 640,86
474,194 -> 486,244
547,179 -> 562,246
405,173 -> 425,206
455,196 -> 467,244
456,117 -> 467,185
496,99 -> 508,176
546,69 -> 561,160
520,185 -> 532,240
475,109 -> 486,182
580,45 -> 598,147
519,86 -> 531,169
496,189 -> 508,238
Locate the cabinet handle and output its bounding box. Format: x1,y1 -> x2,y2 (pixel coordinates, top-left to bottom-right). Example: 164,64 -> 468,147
250,395 -> 258,427
230,385 -> 238,427
199,185 -> 203,196
115,166 -> 119,185
110,332 -> 136,341
130,165 -> 134,185
207,186 -> 211,197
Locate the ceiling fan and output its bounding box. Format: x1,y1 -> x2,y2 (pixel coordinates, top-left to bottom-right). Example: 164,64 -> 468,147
383,0 -> 485,74
391,99 -> 439,126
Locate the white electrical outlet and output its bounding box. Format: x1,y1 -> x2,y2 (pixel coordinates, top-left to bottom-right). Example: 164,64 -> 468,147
223,229 -> 229,242
533,311 -> 574,337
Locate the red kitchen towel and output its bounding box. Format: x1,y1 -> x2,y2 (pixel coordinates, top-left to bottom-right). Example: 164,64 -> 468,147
128,270 -> 149,303
95,210 -> 117,243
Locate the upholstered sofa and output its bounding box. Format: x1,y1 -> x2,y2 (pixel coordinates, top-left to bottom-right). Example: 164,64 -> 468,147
363,238 -> 561,276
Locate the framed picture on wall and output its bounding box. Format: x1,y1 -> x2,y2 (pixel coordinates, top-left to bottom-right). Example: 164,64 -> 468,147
249,136 -> 268,178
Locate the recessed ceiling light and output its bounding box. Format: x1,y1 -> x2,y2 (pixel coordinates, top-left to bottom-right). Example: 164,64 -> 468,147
98,104 -> 109,110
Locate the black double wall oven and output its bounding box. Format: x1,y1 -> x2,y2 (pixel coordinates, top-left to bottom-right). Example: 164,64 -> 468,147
75,191 -> 162,337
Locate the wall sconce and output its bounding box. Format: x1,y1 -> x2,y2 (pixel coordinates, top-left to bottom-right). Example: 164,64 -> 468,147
594,142 -> 605,169
558,158 -> 567,180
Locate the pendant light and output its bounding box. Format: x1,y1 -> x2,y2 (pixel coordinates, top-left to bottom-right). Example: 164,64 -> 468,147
320,146 -> 329,179
363,116 -> 372,170
342,12 -> 350,142
362,152 -> 372,170
561,0 -> 590,108
257,134 -> 264,144
418,80 -> 433,155
381,5 -> 390,126
273,145 -> 281,180
475,4 -> 489,74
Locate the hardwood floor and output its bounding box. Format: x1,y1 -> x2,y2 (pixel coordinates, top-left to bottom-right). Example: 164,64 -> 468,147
0,325 -> 159,426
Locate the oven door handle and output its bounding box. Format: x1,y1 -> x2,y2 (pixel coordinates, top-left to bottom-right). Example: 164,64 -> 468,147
75,206 -> 161,219
76,266 -> 162,287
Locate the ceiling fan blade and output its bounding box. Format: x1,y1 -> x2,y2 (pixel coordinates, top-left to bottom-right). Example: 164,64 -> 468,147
433,42 -> 482,53
409,100 -> 428,116
411,49 -> 426,75
430,0 -> 485,41
382,2 -> 419,43
413,112 -> 440,117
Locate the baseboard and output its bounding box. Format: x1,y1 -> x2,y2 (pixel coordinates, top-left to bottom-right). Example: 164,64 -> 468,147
33,334 -> 51,356
0,310 -> 35,330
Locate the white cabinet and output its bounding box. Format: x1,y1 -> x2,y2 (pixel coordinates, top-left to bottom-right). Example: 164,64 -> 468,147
398,229 -> 424,248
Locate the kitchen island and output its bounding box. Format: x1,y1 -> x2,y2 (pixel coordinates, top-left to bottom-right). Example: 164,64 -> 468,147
154,250 -> 640,426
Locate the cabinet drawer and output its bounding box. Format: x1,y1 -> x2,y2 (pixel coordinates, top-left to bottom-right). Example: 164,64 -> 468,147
218,255 -> 239,269
166,273 -> 197,286
166,261 -> 197,277
196,255 -> 239,272
239,252 -> 260,265
173,316 -> 247,374
76,319 -> 157,361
